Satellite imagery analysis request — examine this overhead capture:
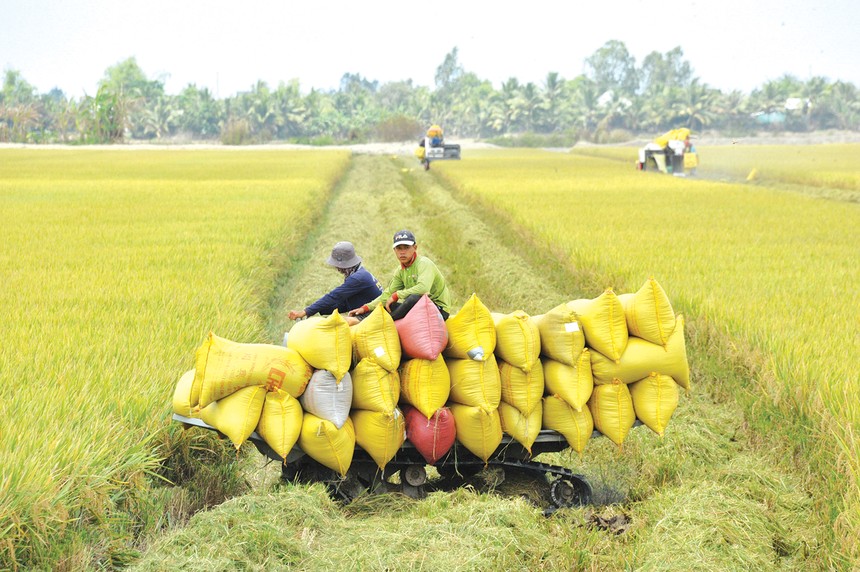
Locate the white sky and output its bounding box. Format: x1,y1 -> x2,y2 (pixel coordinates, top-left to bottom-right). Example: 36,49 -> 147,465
2,0 -> 858,99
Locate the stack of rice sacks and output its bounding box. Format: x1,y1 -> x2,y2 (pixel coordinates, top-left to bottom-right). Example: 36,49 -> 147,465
348,306 -> 406,471
172,332 -> 312,462
444,294 -> 502,463
584,278 -> 689,444
533,303 -> 594,455
286,311 -> 355,476
492,310 -> 543,454
393,295 -> 456,464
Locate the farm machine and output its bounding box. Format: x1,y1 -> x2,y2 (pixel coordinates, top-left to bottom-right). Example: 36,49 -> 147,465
637,128 -> 698,176
415,124 -> 461,171
171,413 -> 627,514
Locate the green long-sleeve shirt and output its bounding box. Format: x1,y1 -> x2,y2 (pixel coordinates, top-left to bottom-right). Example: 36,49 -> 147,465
369,255 -> 452,313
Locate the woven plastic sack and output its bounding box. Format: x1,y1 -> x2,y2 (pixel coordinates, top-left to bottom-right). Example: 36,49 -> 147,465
444,293 -> 496,360
568,289 -> 628,363
399,356 -> 450,419
450,403 -> 502,463
542,349 -> 594,413
287,311 -> 352,382
590,315 -> 690,390
350,358 -> 400,415
533,304 -> 585,366
588,380 -> 636,447
492,311 -> 541,372
447,354 -> 501,411
404,405 -> 456,465
617,277 -> 676,347
194,333 -> 313,408
352,408 -> 406,470
394,294 -> 448,360
256,389 -> 303,462
200,385 -> 266,450
542,394 -> 593,454
498,401 -> 542,454
350,304 -> 402,372
499,358 -> 544,416
172,369 -> 198,418
629,373 -> 679,437
299,414 -> 355,477
299,370 -> 353,429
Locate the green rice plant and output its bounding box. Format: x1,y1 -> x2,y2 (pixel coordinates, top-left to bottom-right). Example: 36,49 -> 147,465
434,148 -> 860,564
0,148 -> 350,569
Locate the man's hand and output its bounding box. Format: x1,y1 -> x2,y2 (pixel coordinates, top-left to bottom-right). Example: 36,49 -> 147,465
384,293 -> 398,312
348,305 -> 369,317
288,309 -> 306,320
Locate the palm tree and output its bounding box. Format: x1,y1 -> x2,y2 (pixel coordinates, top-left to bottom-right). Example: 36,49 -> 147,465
678,79 -> 718,131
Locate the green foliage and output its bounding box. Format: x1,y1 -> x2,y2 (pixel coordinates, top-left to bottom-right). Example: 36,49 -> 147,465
3,40 -> 859,145
373,114 -> 422,142
220,117 -> 252,145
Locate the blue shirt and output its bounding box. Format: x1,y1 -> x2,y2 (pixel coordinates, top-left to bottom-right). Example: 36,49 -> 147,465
305,266 -> 383,316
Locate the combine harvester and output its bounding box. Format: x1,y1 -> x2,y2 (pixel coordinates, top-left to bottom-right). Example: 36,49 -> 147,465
173,412 -> 605,513
636,128 -> 698,176
415,124 -> 461,171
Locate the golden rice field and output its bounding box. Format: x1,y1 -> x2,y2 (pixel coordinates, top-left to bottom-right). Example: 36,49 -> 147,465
435,147 -> 860,546
573,143 -> 860,195
0,149 -> 350,567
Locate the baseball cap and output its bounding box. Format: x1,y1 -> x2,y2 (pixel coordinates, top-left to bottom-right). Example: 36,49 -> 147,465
392,230 -> 416,247
326,241 -> 362,268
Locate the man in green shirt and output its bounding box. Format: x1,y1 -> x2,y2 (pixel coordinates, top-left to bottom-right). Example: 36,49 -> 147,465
348,229 -> 452,320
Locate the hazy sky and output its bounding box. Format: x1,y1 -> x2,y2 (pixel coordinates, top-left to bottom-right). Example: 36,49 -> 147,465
2,0 -> 858,99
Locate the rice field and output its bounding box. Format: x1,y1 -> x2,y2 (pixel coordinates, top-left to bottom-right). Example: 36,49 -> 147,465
572,142 -> 860,197
0,148 -> 350,568
434,147 -> 860,555
2,145 -> 858,569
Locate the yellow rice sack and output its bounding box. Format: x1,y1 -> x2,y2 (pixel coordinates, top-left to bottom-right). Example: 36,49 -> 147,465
298,414 -> 355,477
533,303 -> 585,366
194,333 -> 313,408
286,312 -> 352,382
449,403 -> 502,463
399,357 -> 451,419
499,358 -> 544,416
588,381 -> 636,447
568,289 -> 628,363
629,373 -> 679,437
444,293 -> 496,360
200,385 -> 267,449
590,315 -> 690,390
542,394 -> 593,454
350,304 -> 402,372
492,311 -> 541,372
542,349 -> 593,413
617,277 -> 676,347
498,401 -> 542,454
172,369 -> 198,418
447,354 -> 501,410
352,408 -> 406,470
256,389 -> 303,462
351,358 -> 400,415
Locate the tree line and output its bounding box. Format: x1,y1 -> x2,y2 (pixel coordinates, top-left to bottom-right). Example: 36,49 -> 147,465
1,41 -> 858,145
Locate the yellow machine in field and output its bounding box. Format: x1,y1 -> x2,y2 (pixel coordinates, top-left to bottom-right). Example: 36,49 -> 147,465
637,128 -> 698,176
415,124 -> 461,171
